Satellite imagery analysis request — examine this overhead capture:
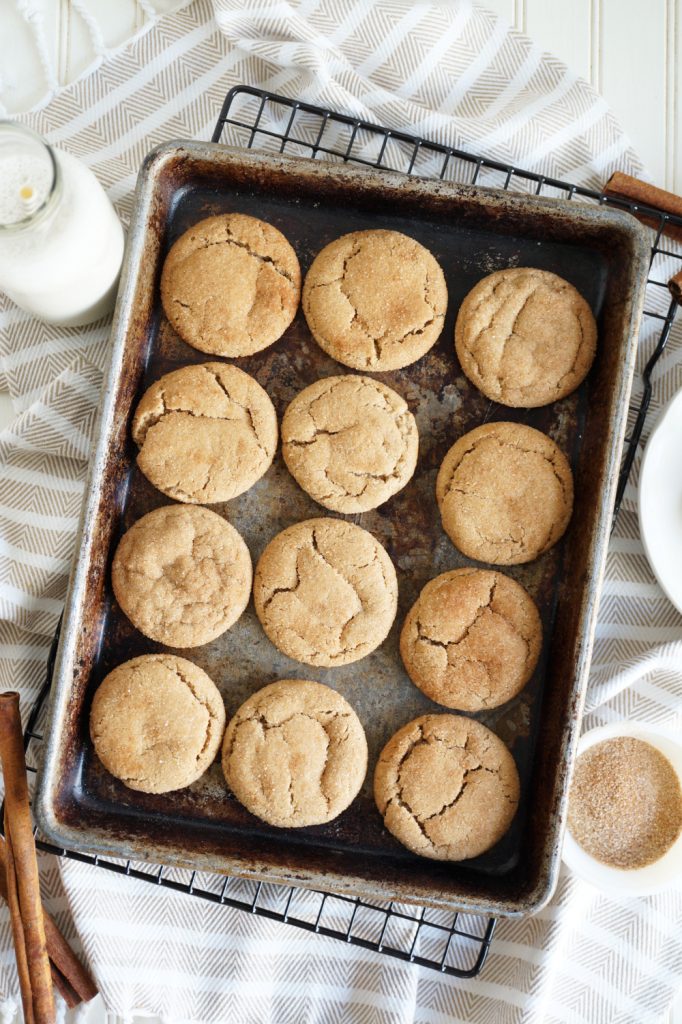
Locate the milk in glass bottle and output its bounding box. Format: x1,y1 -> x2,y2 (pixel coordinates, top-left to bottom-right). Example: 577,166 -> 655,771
0,122 -> 124,326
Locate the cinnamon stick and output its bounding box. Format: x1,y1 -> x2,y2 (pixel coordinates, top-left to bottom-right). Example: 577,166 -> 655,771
1,845 -> 78,1010
0,837 -> 97,1007
669,270 -> 682,305
4,832 -> 34,1024
603,172 -> 682,243
49,967 -> 80,1010
0,693 -> 55,1023
42,913 -> 97,1007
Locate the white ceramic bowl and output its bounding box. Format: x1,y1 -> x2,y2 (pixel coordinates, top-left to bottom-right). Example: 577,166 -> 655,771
562,722 -> 682,895
639,387 -> 682,614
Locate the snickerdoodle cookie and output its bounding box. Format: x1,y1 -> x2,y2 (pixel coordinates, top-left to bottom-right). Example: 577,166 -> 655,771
281,375 -> 418,513
90,654 -> 225,794
161,213 -> 301,357
222,679 -> 367,827
253,518 -> 398,667
302,229 -> 447,371
400,568 -> 542,711
112,505 -> 252,648
455,267 -> 597,407
374,714 -> 520,860
436,421 -> 573,565
132,362 -> 277,504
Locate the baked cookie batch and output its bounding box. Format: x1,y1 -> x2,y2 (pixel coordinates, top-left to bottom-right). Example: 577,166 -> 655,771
91,213 -> 598,862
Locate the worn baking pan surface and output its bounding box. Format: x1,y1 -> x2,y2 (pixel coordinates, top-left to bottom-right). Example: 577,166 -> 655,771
36,143 -> 648,917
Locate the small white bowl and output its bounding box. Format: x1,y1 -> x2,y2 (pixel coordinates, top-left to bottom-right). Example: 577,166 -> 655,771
639,387 -> 682,615
562,722 -> 682,896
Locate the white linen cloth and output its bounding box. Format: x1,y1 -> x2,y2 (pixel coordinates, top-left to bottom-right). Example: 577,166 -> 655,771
0,1 -> 681,1021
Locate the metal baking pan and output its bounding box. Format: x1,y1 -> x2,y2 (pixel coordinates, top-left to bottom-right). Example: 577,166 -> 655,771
35,142 -> 649,917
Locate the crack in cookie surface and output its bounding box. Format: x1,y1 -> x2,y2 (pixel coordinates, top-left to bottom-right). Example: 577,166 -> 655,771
253,517 -> 398,667
302,229 -> 447,371
436,422 -> 573,565
132,362 -> 277,504
222,680 -> 367,827
374,714 -> 520,860
400,568 -> 542,712
282,375 -> 418,513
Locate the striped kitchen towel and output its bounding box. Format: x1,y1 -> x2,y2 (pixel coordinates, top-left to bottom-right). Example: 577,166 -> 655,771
0,2 -> 681,1022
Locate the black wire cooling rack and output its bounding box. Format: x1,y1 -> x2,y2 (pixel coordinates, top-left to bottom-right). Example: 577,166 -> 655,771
23,85 -> 682,983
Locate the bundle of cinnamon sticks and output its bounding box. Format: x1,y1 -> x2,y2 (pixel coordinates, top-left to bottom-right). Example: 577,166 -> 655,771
0,692 -> 97,1021
603,172 -> 682,304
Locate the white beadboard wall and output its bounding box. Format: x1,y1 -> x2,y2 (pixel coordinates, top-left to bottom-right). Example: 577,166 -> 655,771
484,0 -> 681,192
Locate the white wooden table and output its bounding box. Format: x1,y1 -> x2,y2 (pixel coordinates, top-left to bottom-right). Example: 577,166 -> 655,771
1,2 -> 681,1020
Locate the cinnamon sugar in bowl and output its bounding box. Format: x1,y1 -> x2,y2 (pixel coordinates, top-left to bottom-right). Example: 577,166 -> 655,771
562,723 -> 682,895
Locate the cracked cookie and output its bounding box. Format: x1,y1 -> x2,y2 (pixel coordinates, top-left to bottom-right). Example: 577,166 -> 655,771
436,421 -> 573,565
302,229 -> 447,371
455,267 -> 597,407
160,213 -> 301,357
374,714 -> 520,860
222,679 -> 367,827
112,505 -> 252,648
253,518 -> 398,667
132,362 -> 278,504
281,375 -> 419,513
400,568 -> 542,711
90,654 -> 225,794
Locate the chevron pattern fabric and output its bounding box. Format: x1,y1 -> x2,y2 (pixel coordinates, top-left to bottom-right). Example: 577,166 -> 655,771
0,1 -> 681,1021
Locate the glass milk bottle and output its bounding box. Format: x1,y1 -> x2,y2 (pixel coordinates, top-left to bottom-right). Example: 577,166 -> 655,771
0,122 -> 124,326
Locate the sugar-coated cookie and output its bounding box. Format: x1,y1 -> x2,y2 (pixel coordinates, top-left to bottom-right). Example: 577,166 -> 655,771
400,568 -> 542,711
112,505 -> 252,647
302,229 -> 447,371
436,421 -> 573,565
282,374 -> 418,513
253,518 -> 398,667
455,267 -> 596,407
132,362 -> 277,504
374,714 -> 520,860
90,654 -> 225,794
161,213 -> 300,357
222,679 -> 367,828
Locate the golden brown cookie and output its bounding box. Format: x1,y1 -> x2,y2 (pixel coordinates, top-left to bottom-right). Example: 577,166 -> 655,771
374,714 -> 520,860
253,518 -> 398,667
436,421 -> 573,565
90,654 -> 225,794
455,267 -> 597,407
132,362 -> 277,504
400,568 -> 542,711
281,375 -> 418,513
222,679 -> 367,827
302,229 -> 447,371
160,213 -> 301,357
112,505 -> 252,648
